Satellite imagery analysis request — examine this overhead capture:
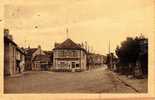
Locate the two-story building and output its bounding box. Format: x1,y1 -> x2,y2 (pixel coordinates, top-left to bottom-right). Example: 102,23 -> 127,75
53,38 -> 87,72
32,54 -> 51,71
4,29 -> 25,76
87,53 -> 106,69
25,45 -> 45,71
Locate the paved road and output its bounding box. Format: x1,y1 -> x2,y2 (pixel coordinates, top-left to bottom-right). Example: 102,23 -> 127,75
4,66 -> 136,93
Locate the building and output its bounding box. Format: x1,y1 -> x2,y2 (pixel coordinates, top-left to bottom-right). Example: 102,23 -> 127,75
87,53 -> 105,65
53,38 -> 87,72
4,29 -> 25,76
87,53 -> 106,69
25,45 -> 45,70
44,50 -> 53,68
32,54 -> 51,71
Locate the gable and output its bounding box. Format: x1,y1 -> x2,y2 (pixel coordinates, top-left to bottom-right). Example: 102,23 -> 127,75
32,48 -> 45,59
53,38 -> 86,53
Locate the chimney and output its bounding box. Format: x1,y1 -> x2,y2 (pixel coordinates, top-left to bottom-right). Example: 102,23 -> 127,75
38,45 -> 41,49
54,42 -> 60,47
4,28 -> 13,40
28,45 -> 30,49
4,28 -> 9,37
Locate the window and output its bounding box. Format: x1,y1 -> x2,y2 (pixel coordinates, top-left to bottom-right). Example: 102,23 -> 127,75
76,64 -> 80,68
72,62 -> 75,68
62,50 -> 64,57
60,62 -> 65,67
58,50 -> 64,57
73,50 -> 78,57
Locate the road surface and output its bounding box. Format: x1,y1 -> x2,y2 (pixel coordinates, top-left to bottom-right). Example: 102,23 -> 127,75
4,66 -> 136,93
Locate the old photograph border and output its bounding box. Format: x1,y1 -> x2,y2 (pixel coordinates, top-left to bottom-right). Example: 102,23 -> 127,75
0,0 -> 155,100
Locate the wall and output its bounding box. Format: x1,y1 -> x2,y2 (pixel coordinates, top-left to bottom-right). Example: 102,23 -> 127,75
4,41 -> 10,75
53,49 -> 87,71
31,48 -> 45,70
54,49 -> 80,58
80,50 -> 87,70
20,53 -> 25,72
9,43 -> 16,75
4,41 -> 25,76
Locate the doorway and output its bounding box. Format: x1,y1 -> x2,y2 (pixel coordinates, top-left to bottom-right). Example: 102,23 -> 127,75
71,62 -> 76,72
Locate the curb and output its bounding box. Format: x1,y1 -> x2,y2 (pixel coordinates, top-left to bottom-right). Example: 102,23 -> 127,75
111,71 -> 140,93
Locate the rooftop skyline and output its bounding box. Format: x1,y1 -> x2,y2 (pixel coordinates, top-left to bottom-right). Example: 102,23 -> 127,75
4,0 -> 154,54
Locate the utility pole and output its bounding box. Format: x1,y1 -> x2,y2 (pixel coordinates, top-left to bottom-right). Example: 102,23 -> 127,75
85,41 -> 88,52
109,40 -> 110,54
24,40 -> 26,48
108,40 -> 112,70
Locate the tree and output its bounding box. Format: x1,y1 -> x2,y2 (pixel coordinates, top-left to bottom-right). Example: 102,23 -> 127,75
115,36 -> 148,77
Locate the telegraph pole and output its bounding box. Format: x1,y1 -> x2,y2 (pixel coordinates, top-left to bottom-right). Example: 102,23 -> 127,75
108,40 -> 111,54
24,40 -> 26,48
108,40 -> 112,70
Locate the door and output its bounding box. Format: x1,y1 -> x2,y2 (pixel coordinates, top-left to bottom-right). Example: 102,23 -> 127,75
71,62 -> 76,72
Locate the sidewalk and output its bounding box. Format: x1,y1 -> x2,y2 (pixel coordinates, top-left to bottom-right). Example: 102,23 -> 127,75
111,71 -> 148,93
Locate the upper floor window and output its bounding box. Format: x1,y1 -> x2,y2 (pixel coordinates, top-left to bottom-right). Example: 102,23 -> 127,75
73,50 -> 77,56
57,50 -> 79,57
57,50 -> 64,57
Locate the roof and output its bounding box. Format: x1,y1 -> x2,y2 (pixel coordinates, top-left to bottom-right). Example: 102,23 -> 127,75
44,51 -> 53,58
26,48 -> 37,55
88,53 -> 106,57
53,38 -> 86,52
33,54 -> 51,62
44,51 -> 53,55
4,36 -> 25,55
4,36 -> 17,46
16,47 -> 25,55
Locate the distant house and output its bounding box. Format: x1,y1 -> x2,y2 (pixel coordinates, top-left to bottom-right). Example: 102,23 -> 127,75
53,38 -> 87,72
87,53 -> 105,69
32,54 -> 51,71
25,45 -> 45,70
44,50 -> 53,68
4,29 -> 25,76
88,53 -> 105,65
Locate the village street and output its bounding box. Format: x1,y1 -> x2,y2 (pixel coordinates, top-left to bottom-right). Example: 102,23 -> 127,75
4,66 -> 137,93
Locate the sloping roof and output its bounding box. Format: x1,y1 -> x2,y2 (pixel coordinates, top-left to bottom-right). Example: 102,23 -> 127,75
53,38 -> 86,52
4,36 -> 25,55
4,36 -> 17,46
33,54 -> 51,62
44,51 -> 53,55
26,48 -> 37,55
16,47 -> 25,55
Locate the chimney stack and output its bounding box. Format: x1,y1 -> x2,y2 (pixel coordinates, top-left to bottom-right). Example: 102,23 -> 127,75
4,28 -> 9,37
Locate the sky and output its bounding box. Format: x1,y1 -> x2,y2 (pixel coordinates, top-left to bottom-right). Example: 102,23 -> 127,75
4,0 -> 154,55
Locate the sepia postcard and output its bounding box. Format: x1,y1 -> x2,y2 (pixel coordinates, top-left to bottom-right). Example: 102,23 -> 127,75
0,0 -> 155,100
